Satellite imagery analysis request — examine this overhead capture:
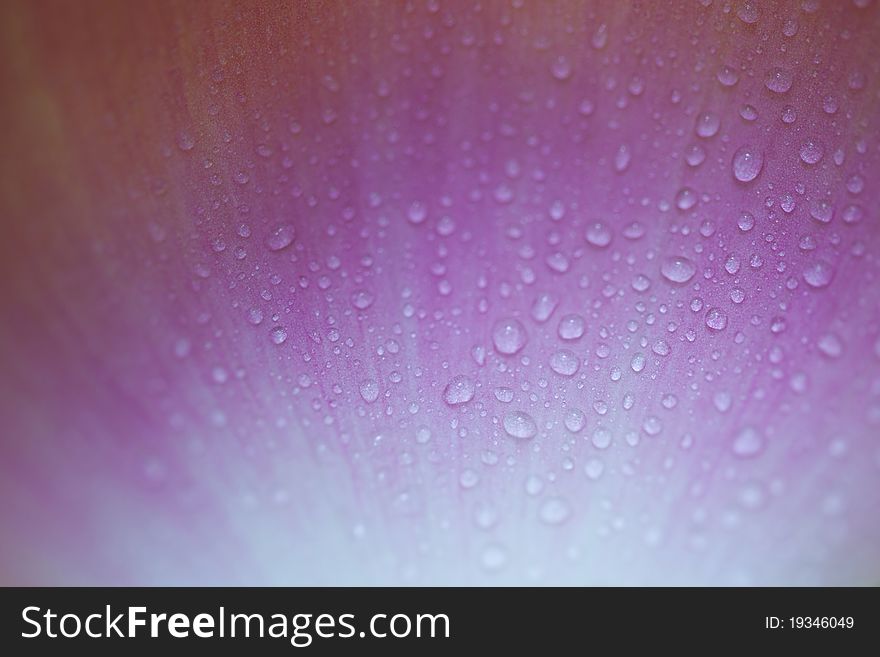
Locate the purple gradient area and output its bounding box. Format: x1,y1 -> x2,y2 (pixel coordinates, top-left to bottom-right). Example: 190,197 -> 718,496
1,0 -> 879,585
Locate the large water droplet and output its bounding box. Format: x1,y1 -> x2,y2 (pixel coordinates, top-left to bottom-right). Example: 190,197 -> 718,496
732,145 -> 764,182
803,261 -> 834,288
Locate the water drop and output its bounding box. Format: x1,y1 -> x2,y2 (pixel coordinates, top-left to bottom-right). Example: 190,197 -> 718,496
732,145 -> 764,182
550,349 -> 580,376
503,411 -> 537,439
705,308 -> 728,331
443,374 -> 476,405
764,67 -> 793,93
351,290 -> 375,310
661,255 -> 696,284
558,314 -> 585,340
732,426 -> 765,457
799,140 -> 824,165
585,222 -> 613,247
591,427 -> 612,449
270,326 -> 288,345
494,386 -> 514,403
407,201 -> 427,224
803,261 -> 834,288
564,409 -> 586,433
675,187 -> 698,210
531,293 -> 558,323
266,223 -> 296,251
359,379 -> 380,403
736,1 -> 760,23
695,111 -> 721,138
551,56 -> 572,80
492,317 -> 528,355
737,211 -> 755,232
539,498 -> 571,525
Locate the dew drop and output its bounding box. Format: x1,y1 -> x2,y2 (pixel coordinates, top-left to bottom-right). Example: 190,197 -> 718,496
538,498 -> 571,525
799,140 -> 824,165
732,426 -> 765,457
732,145 -> 764,182
266,223 -> 296,251
407,201 -> 427,224
443,374 -> 476,405
503,411 -> 538,440
564,408 -> 586,433
558,314 -> 585,340
494,386 -> 514,403
270,326 -> 288,345
736,1 -> 760,23
803,261 -> 834,288
737,211 -> 755,232
585,222 -> 613,247
675,187 -> 698,210
550,349 -> 580,376
660,255 -> 696,284
176,130 -> 195,151
351,289 -> 375,310
764,67 -> 793,93
705,307 -> 729,331
695,111 -> 721,138
591,427 -> 612,449
492,317 -> 528,355
359,379 -> 380,403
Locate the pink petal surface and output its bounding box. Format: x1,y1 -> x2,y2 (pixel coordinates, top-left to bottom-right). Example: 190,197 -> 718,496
1,0 -> 879,585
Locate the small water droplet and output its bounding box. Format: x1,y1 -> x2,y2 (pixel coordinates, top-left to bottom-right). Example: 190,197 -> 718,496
764,67 -> 793,93
585,222 -> 613,247
266,223 -> 296,251
803,261 -> 834,288
705,308 -> 729,331
503,411 -> 537,439
591,427 -> 612,449
695,111 -> 721,138
538,498 -> 571,525
492,317 -> 528,355
270,326 -> 288,345
799,140 -> 824,165
443,374 -> 476,405
549,349 -> 580,376
558,314 -> 585,340
351,289 -> 375,310
732,426 -> 765,457
660,255 -> 696,284
732,145 -> 764,182
564,408 -> 586,433
359,379 -> 380,403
